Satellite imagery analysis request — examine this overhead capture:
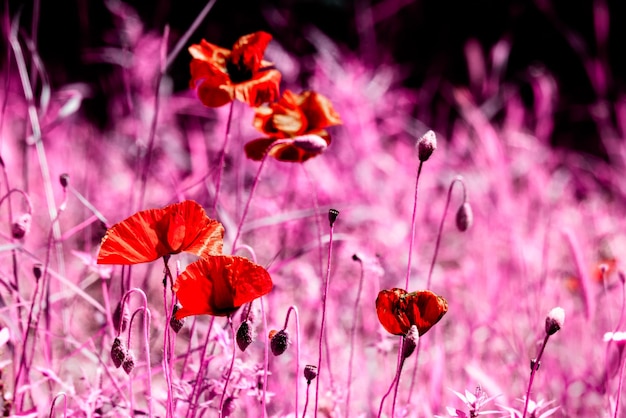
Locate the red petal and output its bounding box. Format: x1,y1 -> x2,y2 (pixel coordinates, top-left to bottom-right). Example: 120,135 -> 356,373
376,288 -> 411,336
97,208 -> 170,265
190,60 -> 234,108
188,40 -> 230,73
404,290 -> 448,336
299,91 -> 342,130
173,256 -> 272,319
233,69 -> 281,107
97,200 -> 224,265
230,31 -> 273,74
244,138 -> 277,161
375,288 -> 448,336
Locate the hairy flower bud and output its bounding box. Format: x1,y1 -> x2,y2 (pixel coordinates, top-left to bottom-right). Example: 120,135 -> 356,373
417,130 -> 437,162
110,337 -> 126,368
221,396 -> 236,417
33,263 -> 43,281
237,320 -> 254,352
59,173 -> 70,188
402,325 -> 420,359
170,304 -> 185,333
293,134 -> 328,154
11,213 -> 31,239
456,202 -> 473,232
304,364 -> 318,384
269,329 -> 289,356
545,307 -> 565,336
122,350 -> 135,374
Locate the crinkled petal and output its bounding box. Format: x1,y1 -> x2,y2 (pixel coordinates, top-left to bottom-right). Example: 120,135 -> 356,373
233,68 -> 281,107
188,40 -> 230,73
300,91 -> 342,130
230,31 -> 273,74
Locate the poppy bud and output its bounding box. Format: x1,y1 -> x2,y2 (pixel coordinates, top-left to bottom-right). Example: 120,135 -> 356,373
59,173 -> 69,188
33,263 -> 43,281
530,358 -> 540,371
293,134 -> 327,154
122,350 -> 135,374
455,202 -> 473,232
402,325 -> 419,359
328,209 -> 339,227
221,396 -> 236,417
545,307 -> 565,336
416,130 -> 437,162
170,304 -> 185,333
110,337 -> 126,368
11,213 -> 31,239
270,329 -> 289,356
112,301 -> 130,334
304,364 -> 318,384
236,320 -> 254,352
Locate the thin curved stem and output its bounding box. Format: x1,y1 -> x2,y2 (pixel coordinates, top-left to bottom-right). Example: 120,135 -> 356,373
261,296 -> 269,418
522,334 -> 550,418
404,161 -> 423,290
346,255 -> 365,417
377,354 -> 406,418
218,317 -> 236,417
314,212 -> 338,418
283,306 -> 301,417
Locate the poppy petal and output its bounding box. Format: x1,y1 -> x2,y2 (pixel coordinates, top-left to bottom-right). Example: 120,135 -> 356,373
230,31 -> 273,74
375,288 -> 448,336
233,68 -> 281,107
173,256 -> 272,319
300,91 -> 342,130
188,40 -> 230,73
244,137 -> 277,161
97,200 -> 224,265
190,60 -> 234,108
404,290 -> 448,336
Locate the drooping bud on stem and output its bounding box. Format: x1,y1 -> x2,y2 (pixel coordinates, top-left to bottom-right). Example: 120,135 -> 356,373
269,329 -> 290,356
11,213 -> 31,239
112,301 -> 130,334
59,173 -> 70,188
110,337 -> 126,368
122,350 -> 135,374
170,304 -> 185,333
236,320 -> 254,352
455,202 -> 473,232
33,263 -> 43,281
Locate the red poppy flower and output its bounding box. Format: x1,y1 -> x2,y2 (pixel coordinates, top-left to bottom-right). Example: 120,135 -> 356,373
375,288 -> 448,336
189,31 -> 281,108
97,200 -> 224,265
173,255 -> 273,319
244,89 -> 342,162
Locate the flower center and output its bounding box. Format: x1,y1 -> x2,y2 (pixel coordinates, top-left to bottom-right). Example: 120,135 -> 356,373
226,59 -> 253,83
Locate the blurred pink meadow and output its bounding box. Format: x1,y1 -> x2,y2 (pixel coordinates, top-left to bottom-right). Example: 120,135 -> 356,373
1,1 -> 625,417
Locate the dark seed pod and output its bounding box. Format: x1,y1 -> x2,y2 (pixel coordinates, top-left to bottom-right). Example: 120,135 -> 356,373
417,130 -> 437,162
455,202 -> 473,232
328,209 -> 339,227
59,173 -> 70,188
33,264 -> 43,281
122,351 -> 135,374
11,214 -> 31,239
170,304 -> 185,333
110,337 -> 126,368
221,396 -> 236,417
270,329 -> 290,356
304,364 -> 318,384
236,320 -> 253,352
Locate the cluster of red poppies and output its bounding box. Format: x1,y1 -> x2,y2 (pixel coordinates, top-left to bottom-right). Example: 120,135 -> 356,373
97,200 -> 272,319
189,31 -> 342,163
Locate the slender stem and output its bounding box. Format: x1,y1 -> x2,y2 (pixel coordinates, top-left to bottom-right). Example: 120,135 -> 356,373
426,176 -> 466,289
302,383 -> 312,418
218,317 -> 236,417
261,296 -> 269,418
404,161 -> 423,290
162,259 -> 175,418
188,316 -> 216,418
231,139 -> 290,251
212,101 -> 235,217
613,348 -> 626,418
522,334 -> 551,418
314,213 -> 337,418
377,354 -> 406,418
283,306 -> 301,417
346,255 -> 365,417
48,392 -> 67,418
606,274 -> 626,411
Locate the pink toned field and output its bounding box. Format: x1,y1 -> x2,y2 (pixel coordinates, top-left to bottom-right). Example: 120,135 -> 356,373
1,1 -> 626,417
